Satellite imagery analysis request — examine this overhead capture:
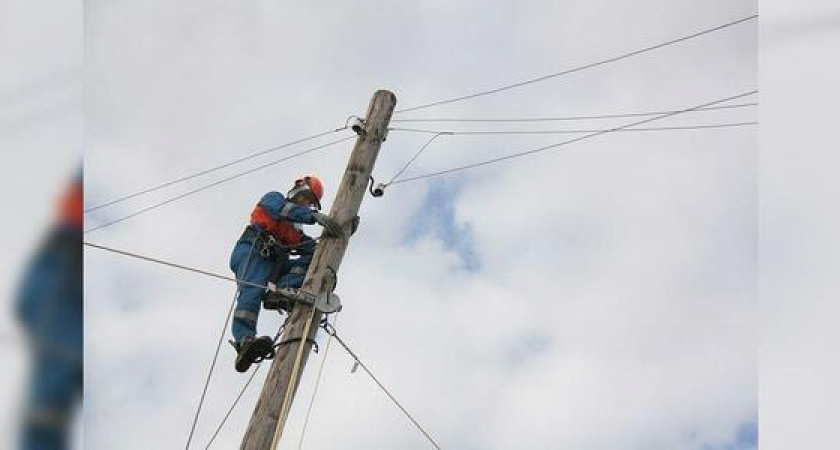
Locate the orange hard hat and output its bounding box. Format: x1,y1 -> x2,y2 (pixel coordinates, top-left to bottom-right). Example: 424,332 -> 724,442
300,175 -> 323,201
289,175 -> 324,209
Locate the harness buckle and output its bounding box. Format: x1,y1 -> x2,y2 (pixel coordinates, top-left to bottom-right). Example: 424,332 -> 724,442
259,234 -> 277,257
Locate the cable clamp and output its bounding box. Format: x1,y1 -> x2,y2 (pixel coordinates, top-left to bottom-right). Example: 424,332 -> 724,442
264,288 -> 343,314
321,321 -> 337,337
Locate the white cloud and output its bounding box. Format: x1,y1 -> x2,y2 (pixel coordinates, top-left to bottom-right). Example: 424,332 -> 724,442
85,1 -> 757,449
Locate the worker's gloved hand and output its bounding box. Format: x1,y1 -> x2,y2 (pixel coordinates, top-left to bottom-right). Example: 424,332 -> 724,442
312,212 -> 343,237
349,215 -> 360,236
266,281 -> 278,293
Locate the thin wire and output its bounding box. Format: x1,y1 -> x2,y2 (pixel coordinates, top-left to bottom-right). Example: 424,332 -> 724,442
388,133 -> 448,185
204,318 -> 290,449
83,241 -> 267,290
85,128 -> 347,213
185,238 -> 257,450
85,241 -> 308,448
389,121 -> 757,136
323,323 -> 442,449
389,102 -> 757,122
84,135 -> 355,234
391,90 -> 757,185
296,314 -> 340,450
395,14 -> 757,114
203,363 -> 264,449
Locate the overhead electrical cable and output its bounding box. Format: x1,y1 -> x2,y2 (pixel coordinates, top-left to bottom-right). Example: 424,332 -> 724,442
395,15 -> 757,114
83,242 -> 267,289
204,317 -> 290,449
387,133 -> 446,185
185,237 -> 258,450
322,322 -> 442,449
84,135 -> 355,234
203,363 -> 264,449
389,102 -> 757,123
85,127 -> 348,213
84,241 -> 280,450
389,90 -> 757,185
389,121 -> 757,136
86,15 -> 757,444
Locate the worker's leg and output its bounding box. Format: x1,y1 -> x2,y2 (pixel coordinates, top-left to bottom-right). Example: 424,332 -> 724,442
229,240 -> 274,343
266,253 -> 289,285
20,352 -> 81,450
276,254 -> 312,289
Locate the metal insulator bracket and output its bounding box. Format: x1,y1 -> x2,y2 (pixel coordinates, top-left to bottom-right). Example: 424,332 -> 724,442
265,289 -> 343,314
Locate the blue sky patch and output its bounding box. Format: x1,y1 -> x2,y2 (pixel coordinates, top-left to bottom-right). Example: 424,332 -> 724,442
696,420 -> 757,450
404,180 -> 480,272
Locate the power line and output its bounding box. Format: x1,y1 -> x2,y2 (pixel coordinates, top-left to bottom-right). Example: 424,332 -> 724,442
388,133 -> 445,185
205,313 -> 290,450
89,240 -> 443,448
83,242 -> 267,290
389,102 -> 757,123
85,128 -> 348,213
84,135 -> 355,234
395,14 -> 757,114
84,240 -> 272,449
389,121 -> 757,136
390,90 -> 757,185
187,294 -> 239,450
84,241 -> 261,448
204,363 -> 264,449
321,322 -> 442,450
185,238 -> 258,450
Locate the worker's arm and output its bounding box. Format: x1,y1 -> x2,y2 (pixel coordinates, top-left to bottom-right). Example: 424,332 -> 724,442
257,191 -> 318,224
259,192 -> 343,237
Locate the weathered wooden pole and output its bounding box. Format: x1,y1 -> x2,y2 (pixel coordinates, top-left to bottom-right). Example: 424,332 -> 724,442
241,90 -> 397,449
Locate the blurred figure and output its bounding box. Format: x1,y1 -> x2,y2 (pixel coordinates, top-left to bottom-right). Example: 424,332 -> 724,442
14,174 -> 82,450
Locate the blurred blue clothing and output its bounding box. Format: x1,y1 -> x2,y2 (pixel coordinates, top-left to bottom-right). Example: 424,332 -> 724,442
20,353 -> 81,450
16,226 -> 83,358
15,225 -> 82,450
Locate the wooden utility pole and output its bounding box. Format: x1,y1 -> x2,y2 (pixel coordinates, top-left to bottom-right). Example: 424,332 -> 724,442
241,90 -> 397,450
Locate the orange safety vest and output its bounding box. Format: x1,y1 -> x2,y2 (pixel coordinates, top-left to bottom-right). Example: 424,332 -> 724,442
250,205 -> 303,246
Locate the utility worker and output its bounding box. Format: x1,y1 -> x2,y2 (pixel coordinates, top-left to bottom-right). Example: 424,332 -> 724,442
16,174 -> 83,450
229,175 -> 343,373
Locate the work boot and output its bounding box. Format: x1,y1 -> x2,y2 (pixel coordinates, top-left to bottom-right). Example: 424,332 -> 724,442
233,336 -> 275,373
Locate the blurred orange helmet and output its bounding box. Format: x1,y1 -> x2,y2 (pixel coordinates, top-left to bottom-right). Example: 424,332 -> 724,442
288,175 -> 324,209
58,176 -> 83,229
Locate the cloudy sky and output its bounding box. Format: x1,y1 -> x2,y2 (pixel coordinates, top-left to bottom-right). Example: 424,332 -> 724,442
759,2 -> 840,449
82,1 -> 757,449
